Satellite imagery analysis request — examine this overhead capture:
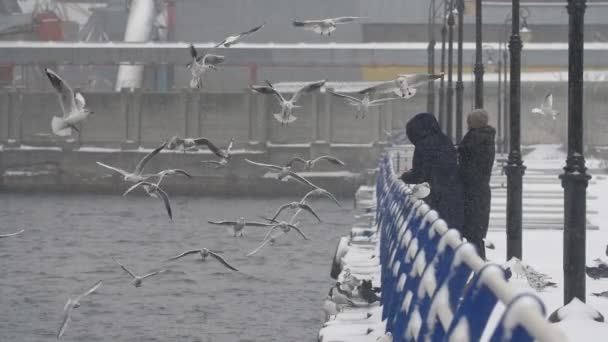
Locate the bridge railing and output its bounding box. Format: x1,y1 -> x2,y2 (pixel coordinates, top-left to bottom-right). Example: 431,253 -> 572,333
375,154 -> 567,342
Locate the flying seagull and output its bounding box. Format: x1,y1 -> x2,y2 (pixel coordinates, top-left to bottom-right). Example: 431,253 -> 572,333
250,79 -> 326,125
166,248 -> 238,271
113,258 -> 166,288
245,158 -> 319,188
328,91 -> 402,118
285,156 -> 345,170
359,73 -> 444,99
292,17 -> 365,36
246,221 -> 307,257
592,291 -> 608,298
199,138 -> 234,168
269,201 -> 322,223
57,280 -> 102,339
215,23 -> 265,48
187,44 -> 225,89
0,229 -> 25,238
531,93 -> 559,120
96,141 -> 167,183
45,68 -> 93,137
122,174 -> 177,221
208,217 -> 275,237
300,188 -> 341,208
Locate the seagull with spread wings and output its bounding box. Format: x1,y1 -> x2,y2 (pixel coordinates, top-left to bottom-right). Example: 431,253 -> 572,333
208,217 -> 274,237
167,248 -> 238,271
45,68 -> 93,136
113,258 -> 166,288
269,201 -> 322,223
245,158 -> 319,188
57,280 -> 102,339
328,91 -> 402,118
0,229 -> 25,238
187,44 -> 225,89
215,23 -> 265,48
199,138 -> 234,168
285,156 -> 345,171
122,169 -> 187,221
292,16 -> 365,36
250,79 -> 326,125
96,141 -> 167,183
300,188 -> 342,208
247,221 -> 308,257
359,73 -> 444,99
531,93 -> 559,120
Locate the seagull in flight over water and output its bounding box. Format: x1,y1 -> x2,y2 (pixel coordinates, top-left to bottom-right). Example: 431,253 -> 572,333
96,141 -> 168,183
328,91 -> 403,118
57,280 -> 102,339
292,16 -> 365,36
531,93 -> 559,120
268,201 -> 322,223
245,158 -> 319,188
359,73 -> 444,99
113,258 -> 166,288
285,156 -> 345,171
215,23 -> 265,48
0,229 -> 25,238
45,68 -> 93,137
208,217 -> 275,237
167,248 -> 239,271
187,44 -> 225,89
247,221 -> 308,257
300,188 -> 342,208
250,80 -> 326,125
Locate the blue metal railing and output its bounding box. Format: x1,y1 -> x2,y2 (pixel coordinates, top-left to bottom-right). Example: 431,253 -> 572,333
376,154 -> 567,342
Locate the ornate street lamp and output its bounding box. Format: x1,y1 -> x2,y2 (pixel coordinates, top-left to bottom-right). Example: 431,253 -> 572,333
446,0 -> 456,141
473,0 -> 484,109
438,1 -> 449,131
455,0 -> 465,142
560,0 -> 591,304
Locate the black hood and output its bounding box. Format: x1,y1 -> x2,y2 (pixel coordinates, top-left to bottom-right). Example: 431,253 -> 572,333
468,125 -> 496,142
406,113 -> 442,145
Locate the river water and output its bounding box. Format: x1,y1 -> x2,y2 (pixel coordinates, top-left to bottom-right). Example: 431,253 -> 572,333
0,193 -> 353,341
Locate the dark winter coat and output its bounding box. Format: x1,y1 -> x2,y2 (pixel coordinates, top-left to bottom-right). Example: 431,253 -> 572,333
400,113 -> 464,230
457,125 -> 496,258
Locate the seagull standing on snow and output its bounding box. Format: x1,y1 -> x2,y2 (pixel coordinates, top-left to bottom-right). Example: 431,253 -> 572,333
0,229 -> 25,238
328,91 -> 402,118
45,68 -> 93,137
187,44 -> 225,89
250,80 -> 326,125
285,156 -> 345,171
359,73 -> 444,99
245,158 -> 319,188
113,258 -> 166,288
208,217 -> 274,237
215,23 -> 265,48
523,264 -> 558,292
96,141 -> 167,183
166,248 -> 238,271
292,17 -> 365,36
531,93 -> 559,120
57,280 -> 102,339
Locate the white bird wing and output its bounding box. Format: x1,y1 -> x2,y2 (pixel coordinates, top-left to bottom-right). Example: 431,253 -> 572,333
270,203 -> 292,222
239,22 -> 265,37
289,225 -> 309,240
292,19 -> 325,28
113,258 -> 138,279
290,80 -> 326,103
167,249 -> 200,261
134,142 -> 167,175
298,203 -> 322,223
244,221 -> 276,227
153,186 -> 173,220
313,155 -> 346,166
57,299 -> 75,339
543,93 -> 553,109
96,161 -> 130,177
331,16 -> 364,24
247,232 -> 283,257
358,80 -> 399,95
76,280 -> 102,301
45,68 -> 75,118
74,92 -> 86,111
531,108 -> 545,115
122,181 -> 147,196
208,220 -> 237,226
401,73 -> 444,87
262,225 -> 282,242
189,44 -> 198,59
208,251 -> 239,271
226,138 -> 234,154
141,269 -> 165,280
202,54 -> 225,66
0,229 -> 25,238
370,97 -> 403,104
328,90 -> 362,104
287,171 -> 319,189
193,137 -> 225,158
285,157 -> 308,168
244,158 -> 283,171
250,82 -> 286,103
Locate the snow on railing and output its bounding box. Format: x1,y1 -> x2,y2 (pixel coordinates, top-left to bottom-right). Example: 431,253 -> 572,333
376,154 -> 568,342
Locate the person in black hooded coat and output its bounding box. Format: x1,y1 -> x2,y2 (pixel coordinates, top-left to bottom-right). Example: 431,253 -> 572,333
457,109 -> 496,260
400,113 -> 464,231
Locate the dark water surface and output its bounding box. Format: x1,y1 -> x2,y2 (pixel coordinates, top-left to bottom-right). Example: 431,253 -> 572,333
0,193 -> 353,341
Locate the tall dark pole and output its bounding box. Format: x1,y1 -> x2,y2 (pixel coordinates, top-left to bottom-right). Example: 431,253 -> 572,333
446,3 -> 455,141
503,48 -> 509,153
560,0 -> 590,304
474,0 -> 484,108
497,54 -> 502,154
455,0 -> 464,142
427,0 -> 437,115
505,1 -> 526,260
438,3 -> 448,131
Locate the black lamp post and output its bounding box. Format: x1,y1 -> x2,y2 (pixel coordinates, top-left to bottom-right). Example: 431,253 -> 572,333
455,0 -> 465,142
560,0 -> 591,304
474,0 -> 484,109
438,2 -> 448,131
502,47 -> 509,153
446,1 -> 455,141
427,0 -> 438,115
